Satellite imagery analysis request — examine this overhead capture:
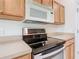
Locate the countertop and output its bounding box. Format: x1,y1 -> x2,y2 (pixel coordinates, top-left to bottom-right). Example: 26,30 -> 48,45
47,32 -> 75,41
0,32 -> 75,59
0,36 -> 32,59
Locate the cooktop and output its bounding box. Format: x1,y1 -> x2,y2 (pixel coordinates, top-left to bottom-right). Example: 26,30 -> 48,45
32,37 -> 65,55
22,28 -> 65,55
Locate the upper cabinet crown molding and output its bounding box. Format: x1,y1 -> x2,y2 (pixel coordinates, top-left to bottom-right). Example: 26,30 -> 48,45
0,0 -> 25,21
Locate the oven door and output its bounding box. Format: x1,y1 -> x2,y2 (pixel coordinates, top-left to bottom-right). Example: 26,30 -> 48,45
34,47 -> 64,59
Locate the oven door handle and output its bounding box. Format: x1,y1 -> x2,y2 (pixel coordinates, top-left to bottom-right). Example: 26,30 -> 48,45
41,47 -> 65,58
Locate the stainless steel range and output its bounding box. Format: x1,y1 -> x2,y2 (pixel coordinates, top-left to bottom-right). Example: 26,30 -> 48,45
22,28 -> 65,59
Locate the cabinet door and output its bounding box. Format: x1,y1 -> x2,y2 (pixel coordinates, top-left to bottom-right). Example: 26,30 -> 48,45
14,54 -> 31,59
0,0 -> 4,13
42,0 -> 49,5
53,1 -> 60,24
49,0 -> 53,7
3,0 -> 25,17
33,0 -> 42,4
60,5 -> 65,23
71,43 -> 74,59
42,0 -> 53,7
65,45 -> 71,59
65,43 -> 74,59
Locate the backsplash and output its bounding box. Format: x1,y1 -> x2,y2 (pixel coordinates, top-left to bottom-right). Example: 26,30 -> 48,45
0,20 -> 60,36
0,19 -> 75,36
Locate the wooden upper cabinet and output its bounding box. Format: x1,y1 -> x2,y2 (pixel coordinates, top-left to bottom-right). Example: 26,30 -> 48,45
3,0 -> 25,17
53,1 -> 65,24
33,0 -> 42,4
53,1 -> 60,24
0,0 -> 25,20
59,5 -> 65,23
42,0 -> 53,7
0,0 -> 4,13
49,0 -> 53,7
42,0 -> 49,5
33,0 -> 53,7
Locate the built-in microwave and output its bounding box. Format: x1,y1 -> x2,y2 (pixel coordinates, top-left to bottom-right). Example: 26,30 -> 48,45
23,0 -> 54,23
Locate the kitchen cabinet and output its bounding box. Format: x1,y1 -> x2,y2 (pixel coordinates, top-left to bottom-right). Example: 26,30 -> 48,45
53,1 -> 65,24
42,0 -> 49,5
14,54 -> 31,59
64,39 -> 74,59
53,1 -> 60,24
0,0 -> 3,13
0,0 -> 25,21
33,0 -> 53,8
59,5 -> 65,23
42,0 -> 53,7
33,0 -> 42,4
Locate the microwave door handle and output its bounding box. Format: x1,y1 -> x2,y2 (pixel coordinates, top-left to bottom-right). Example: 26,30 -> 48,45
41,47 -> 64,58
